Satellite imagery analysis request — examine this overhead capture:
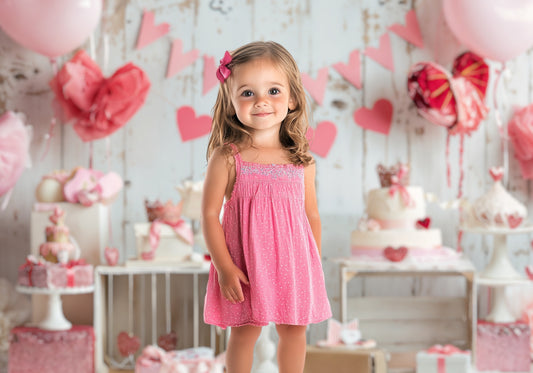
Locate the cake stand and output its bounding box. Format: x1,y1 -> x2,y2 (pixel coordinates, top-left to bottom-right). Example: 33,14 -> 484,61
461,224 -> 533,323
16,285 -> 94,331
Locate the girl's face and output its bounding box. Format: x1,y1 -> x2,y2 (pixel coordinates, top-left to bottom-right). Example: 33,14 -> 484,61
229,58 -> 294,135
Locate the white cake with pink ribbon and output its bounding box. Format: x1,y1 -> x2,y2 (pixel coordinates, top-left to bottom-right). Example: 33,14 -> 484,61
351,163 -> 458,262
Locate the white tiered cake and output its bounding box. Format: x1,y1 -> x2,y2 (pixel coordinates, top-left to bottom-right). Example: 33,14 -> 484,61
351,163 -> 458,262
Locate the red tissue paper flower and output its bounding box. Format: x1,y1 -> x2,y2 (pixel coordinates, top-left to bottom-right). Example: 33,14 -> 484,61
49,50 -> 150,142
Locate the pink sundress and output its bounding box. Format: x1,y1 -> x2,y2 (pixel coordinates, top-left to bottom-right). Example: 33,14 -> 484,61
204,144 -> 332,328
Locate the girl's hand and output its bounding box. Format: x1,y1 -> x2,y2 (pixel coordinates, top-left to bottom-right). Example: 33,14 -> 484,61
217,264 -> 249,304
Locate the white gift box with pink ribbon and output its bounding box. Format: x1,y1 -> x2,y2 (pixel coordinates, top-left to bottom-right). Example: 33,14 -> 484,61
416,344 -> 471,373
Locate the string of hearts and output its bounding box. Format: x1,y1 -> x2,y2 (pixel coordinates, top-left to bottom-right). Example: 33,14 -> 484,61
139,9 -> 423,157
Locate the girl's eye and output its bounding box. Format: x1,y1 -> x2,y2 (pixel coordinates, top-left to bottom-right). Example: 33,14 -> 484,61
241,90 -> 254,97
269,88 -> 280,95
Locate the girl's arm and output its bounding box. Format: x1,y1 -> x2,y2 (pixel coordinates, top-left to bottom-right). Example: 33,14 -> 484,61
202,148 -> 249,303
304,161 -> 322,256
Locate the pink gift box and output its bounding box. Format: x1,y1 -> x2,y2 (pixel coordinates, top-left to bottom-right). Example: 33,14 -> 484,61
8,326 -> 94,373
476,320 -> 530,372
416,344 -> 471,373
135,345 -> 224,373
18,259 -> 93,288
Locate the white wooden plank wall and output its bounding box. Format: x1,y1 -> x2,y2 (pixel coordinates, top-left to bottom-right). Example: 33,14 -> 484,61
1,0 -> 533,341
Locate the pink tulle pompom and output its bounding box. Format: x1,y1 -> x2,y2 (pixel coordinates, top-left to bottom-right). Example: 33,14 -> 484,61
0,111 -> 31,197
508,104 -> 533,179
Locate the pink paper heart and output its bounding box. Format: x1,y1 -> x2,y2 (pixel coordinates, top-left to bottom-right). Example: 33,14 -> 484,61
353,99 -> 393,135
301,67 -> 329,105
166,39 -> 200,79
202,55 -> 218,95
364,33 -> 394,71
136,10 -> 170,49
332,50 -> 362,89
158,331 -> 178,351
117,331 -> 140,357
176,106 -> 212,142
306,121 -> 337,158
388,10 -> 424,48
104,247 -> 119,266
383,246 -> 408,262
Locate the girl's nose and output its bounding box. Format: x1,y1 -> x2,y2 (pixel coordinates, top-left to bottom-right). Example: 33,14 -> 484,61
254,95 -> 268,107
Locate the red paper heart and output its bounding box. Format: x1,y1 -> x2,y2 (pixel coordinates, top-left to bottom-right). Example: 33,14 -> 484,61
158,331 -> 178,351
117,331 -> 140,357
508,214 -> 523,229
416,217 -> 431,229
383,246 -> 408,262
489,166 -> 504,182
353,99 -> 393,135
176,106 -> 212,142
306,121 -> 337,158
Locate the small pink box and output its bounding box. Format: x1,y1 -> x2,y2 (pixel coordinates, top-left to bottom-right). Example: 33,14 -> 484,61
476,320 -> 530,372
8,326 -> 94,373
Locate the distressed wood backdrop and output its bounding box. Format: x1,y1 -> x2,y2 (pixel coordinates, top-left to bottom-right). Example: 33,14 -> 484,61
1,0 -> 533,337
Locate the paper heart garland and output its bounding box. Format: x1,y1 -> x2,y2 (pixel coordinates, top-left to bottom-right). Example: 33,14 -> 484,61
388,10 -> 424,48
117,331 -> 141,357
301,67 -> 329,105
176,106 -> 212,142
166,39 -> 200,79
306,121 -> 337,158
353,99 -> 393,135
407,51 -> 489,136
383,246 -> 408,262
136,10 -> 170,49
50,50 -> 150,142
364,33 -> 394,72
332,50 -> 362,89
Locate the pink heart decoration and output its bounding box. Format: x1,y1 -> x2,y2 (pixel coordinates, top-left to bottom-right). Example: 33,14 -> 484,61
306,121 -> 337,158
388,10 -> 424,48
332,50 -> 362,89
364,33 -> 394,71
489,166 -> 504,182
117,331 -> 140,357
104,247 -> 119,266
508,214 -> 523,229
157,331 -> 178,351
202,55 -> 218,95
353,99 -> 393,135
136,10 -> 170,49
416,217 -> 431,229
176,106 -> 212,142
383,246 -> 408,262
166,39 -> 200,79
301,67 -> 329,105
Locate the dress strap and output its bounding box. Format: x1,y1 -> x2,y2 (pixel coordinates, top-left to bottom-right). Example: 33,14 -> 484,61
228,143 -> 241,178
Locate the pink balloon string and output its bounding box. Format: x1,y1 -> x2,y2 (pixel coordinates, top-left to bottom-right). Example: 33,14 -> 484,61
40,58 -> 58,161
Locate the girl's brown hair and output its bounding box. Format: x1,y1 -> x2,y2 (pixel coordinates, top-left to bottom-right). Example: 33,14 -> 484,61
206,41 -> 313,166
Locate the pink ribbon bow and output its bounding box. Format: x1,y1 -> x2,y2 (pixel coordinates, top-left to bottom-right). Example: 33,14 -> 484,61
143,219 -> 194,260
216,51 -> 232,83
427,344 -> 468,373
388,164 -> 413,207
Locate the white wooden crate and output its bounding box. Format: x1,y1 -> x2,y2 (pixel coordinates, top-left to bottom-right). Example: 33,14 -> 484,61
336,257 -> 477,372
94,266 -> 224,373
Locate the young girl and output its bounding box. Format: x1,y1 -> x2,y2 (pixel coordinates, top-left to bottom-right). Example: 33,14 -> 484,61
202,41 -> 331,373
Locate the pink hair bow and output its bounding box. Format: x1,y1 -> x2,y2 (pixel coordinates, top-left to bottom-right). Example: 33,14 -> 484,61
216,51 -> 232,83
388,164 -> 414,207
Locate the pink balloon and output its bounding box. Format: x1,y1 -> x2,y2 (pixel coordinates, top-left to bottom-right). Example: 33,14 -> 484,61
0,0 -> 102,58
443,0 -> 533,62
0,111 -> 30,197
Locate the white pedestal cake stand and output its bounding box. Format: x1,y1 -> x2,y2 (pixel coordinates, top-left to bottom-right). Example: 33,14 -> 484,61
462,224 -> 533,323
16,285 -> 94,330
